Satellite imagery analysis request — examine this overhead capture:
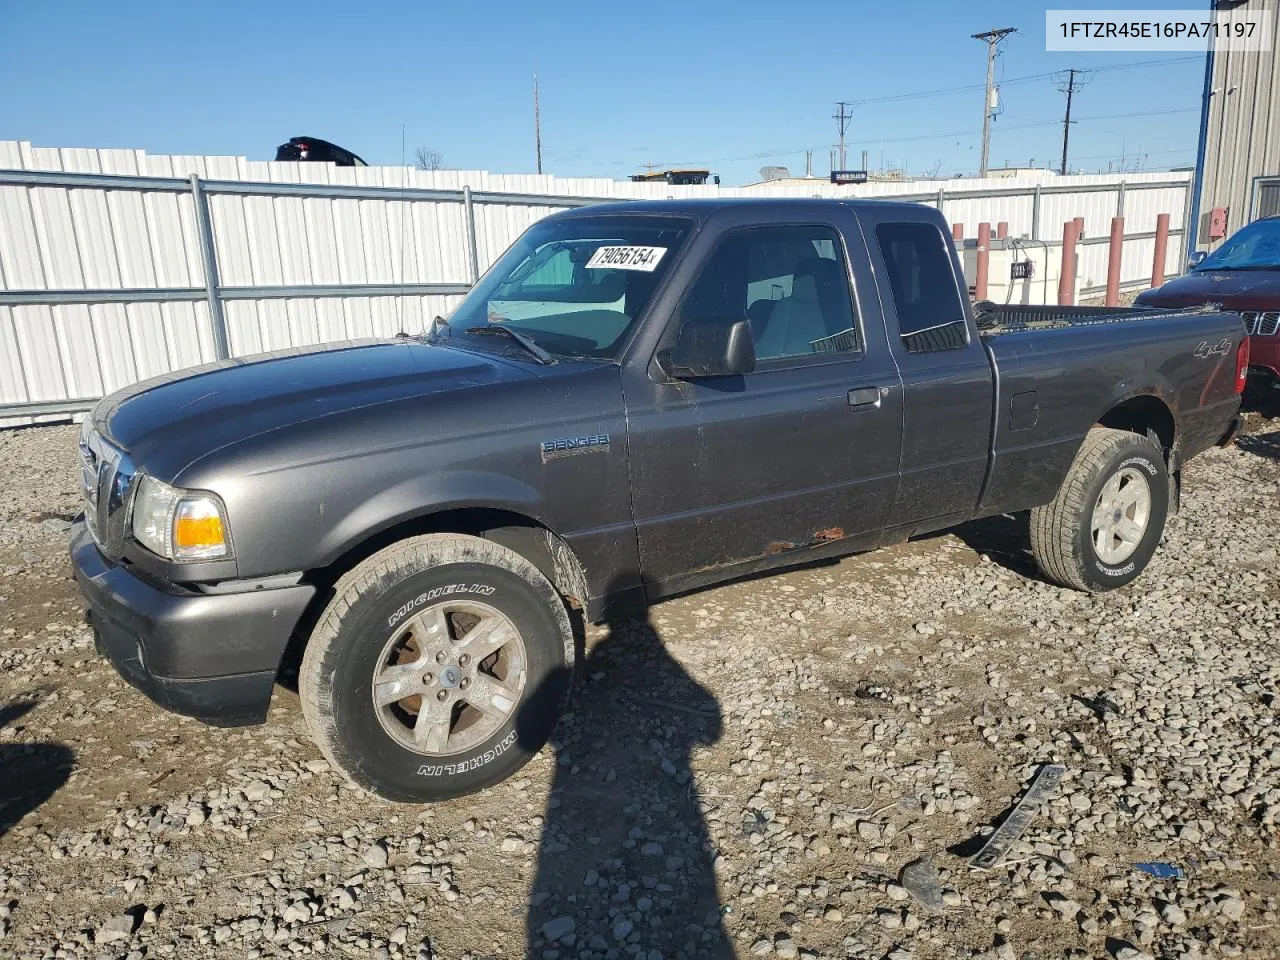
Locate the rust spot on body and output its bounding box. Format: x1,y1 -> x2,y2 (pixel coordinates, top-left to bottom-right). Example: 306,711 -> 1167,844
766,541 -> 798,555
813,527 -> 845,541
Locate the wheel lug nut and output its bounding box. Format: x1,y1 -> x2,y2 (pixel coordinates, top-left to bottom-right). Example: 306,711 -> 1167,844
435,651 -> 447,664
422,672 -> 433,684
436,690 -> 448,702
459,677 -> 470,690
458,654 -> 470,666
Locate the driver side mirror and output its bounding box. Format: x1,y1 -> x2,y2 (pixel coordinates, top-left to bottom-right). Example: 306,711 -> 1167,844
663,317 -> 756,379
1188,250 -> 1208,270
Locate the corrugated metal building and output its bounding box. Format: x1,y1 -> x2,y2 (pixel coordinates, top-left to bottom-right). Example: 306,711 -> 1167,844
1194,0 -> 1280,248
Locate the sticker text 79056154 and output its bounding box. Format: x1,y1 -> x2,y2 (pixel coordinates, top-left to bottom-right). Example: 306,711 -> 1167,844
585,245 -> 667,272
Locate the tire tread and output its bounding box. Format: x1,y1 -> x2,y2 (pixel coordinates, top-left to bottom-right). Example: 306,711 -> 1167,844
299,533 -> 571,798
1029,427 -> 1161,592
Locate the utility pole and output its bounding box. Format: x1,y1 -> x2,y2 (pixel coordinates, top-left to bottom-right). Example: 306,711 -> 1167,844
833,101 -> 853,171
972,27 -> 1015,178
533,74 -> 543,175
1056,68 -> 1089,175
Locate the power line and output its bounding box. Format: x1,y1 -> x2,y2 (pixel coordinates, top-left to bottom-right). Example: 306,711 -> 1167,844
973,27 -> 1017,177
833,101 -> 853,171
1070,145 -> 1192,162
847,55 -> 1199,108
1055,68 -> 1092,174
533,74 -> 543,175
662,107 -> 1200,167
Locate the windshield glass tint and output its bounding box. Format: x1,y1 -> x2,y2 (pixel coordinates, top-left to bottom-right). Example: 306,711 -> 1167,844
444,215 -> 692,360
1197,219 -> 1280,271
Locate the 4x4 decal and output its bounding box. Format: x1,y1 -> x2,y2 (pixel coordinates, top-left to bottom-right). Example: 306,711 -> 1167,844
1193,338 -> 1232,358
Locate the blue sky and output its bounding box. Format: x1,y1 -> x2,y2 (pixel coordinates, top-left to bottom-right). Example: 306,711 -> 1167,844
0,0 -> 1207,184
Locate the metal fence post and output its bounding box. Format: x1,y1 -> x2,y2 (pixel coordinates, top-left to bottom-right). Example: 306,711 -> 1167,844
462,186 -> 481,283
1059,220 -> 1079,306
976,223 -> 991,300
1031,184 -> 1042,241
1152,213 -> 1171,289
189,174 -> 230,360
1181,180 -> 1195,271
1116,180 -> 1127,218
935,187 -> 945,214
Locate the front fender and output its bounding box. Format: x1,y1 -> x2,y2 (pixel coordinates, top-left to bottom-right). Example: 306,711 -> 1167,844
313,469 -> 546,568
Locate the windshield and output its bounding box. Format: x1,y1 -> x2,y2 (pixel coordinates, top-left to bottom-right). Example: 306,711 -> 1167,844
441,214 -> 692,360
1197,219 -> 1280,271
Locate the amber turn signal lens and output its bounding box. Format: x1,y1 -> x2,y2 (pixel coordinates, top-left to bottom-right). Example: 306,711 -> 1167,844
173,498 -> 228,559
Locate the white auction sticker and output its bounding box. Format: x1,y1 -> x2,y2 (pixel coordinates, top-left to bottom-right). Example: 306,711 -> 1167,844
585,245 -> 667,271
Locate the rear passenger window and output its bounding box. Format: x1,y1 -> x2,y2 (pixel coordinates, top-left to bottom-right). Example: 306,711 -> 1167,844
875,222 -> 969,353
680,225 -> 861,362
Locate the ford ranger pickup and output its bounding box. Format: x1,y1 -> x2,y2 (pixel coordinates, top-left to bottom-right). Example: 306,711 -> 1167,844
70,198 -> 1247,800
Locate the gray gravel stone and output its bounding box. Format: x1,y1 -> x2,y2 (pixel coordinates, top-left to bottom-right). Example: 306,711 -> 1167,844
1,417 -> 1278,959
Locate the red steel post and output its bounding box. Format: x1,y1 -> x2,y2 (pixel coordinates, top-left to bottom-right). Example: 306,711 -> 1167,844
976,222 -> 991,300
1151,213 -> 1170,288
952,223 -> 964,241
996,221 -> 1008,239
1105,216 -> 1125,307
1058,221 -> 1079,306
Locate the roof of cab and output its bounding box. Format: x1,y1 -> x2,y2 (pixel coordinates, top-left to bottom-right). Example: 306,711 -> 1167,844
552,197 -> 933,219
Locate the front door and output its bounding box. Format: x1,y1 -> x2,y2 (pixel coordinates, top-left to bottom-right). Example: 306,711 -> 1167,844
622,212 -> 904,586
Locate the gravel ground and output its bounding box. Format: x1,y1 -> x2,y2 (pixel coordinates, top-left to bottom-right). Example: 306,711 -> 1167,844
0,410 -> 1277,960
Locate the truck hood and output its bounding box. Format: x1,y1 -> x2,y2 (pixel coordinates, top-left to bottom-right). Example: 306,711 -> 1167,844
1136,270 -> 1280,311
95,339 -> 535,477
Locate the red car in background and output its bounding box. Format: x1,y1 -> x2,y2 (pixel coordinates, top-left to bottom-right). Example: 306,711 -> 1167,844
1137,217 -> 1280,401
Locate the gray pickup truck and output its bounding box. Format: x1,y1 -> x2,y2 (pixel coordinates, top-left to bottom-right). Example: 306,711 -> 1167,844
71,198 -> 1246,801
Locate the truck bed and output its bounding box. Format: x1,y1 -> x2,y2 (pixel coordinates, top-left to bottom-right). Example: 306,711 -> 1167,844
975,301 -> 1222,334
973,301 -> 1245,518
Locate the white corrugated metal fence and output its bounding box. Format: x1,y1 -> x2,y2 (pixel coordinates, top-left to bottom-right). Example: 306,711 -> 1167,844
0,139 -> 1193,425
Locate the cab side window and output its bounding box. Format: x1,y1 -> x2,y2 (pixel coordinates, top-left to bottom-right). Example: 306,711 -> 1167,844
680,225 -> 861,361
874,221 -> 969,353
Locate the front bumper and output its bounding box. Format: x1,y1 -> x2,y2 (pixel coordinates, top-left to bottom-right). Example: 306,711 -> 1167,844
70,520 -> 316,726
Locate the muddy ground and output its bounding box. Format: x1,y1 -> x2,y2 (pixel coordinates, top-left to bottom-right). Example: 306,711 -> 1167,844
0,408 -> 1277,960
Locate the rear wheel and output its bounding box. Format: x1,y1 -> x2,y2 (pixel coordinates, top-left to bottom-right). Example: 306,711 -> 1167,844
1030,427 -> 1169,592
300,534 -> 574,801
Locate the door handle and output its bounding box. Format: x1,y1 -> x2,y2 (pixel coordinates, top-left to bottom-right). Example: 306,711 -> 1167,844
847,387 -> 883,408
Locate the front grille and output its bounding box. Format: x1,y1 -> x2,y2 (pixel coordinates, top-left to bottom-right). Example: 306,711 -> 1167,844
78,426 -> 135,555
1241,311 -> 1280,337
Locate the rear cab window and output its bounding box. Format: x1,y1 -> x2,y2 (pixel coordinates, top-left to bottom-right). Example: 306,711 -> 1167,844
874,221 -> 970,353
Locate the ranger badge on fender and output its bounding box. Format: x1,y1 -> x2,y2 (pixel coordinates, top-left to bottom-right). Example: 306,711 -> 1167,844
540,434 -> 610,462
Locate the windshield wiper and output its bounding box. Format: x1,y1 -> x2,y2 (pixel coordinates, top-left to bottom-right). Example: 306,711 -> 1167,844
463,323 -> 557,365
426,315 -> 451,343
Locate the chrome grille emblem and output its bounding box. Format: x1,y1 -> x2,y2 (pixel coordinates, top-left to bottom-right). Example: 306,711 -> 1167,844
78,428 -> 132,551
1241,311 -> 1280,337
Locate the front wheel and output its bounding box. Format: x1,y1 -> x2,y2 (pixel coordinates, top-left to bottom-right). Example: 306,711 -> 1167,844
1030,427 -> 1170,592
300,534 -> 575,802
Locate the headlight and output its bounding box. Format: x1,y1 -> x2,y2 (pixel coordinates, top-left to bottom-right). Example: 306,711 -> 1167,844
131,475 -> 232,561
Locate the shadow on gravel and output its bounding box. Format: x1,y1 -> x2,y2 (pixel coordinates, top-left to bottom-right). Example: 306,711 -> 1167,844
520,577 -> 732,958
937,511 -> 1040,580
0,694 -> 74,839
1242,387 -> 1280,419
1237,429 -> 1280,462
